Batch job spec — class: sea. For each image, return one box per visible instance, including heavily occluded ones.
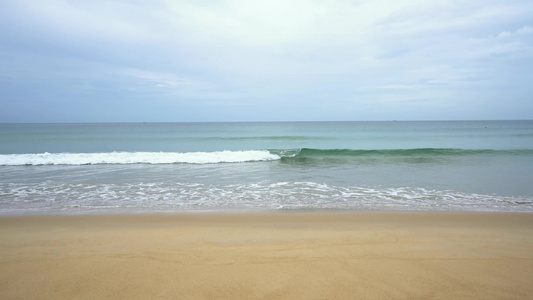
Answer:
[1,121,532,215]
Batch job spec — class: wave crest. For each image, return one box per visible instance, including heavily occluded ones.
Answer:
[0,150,281,165]
[2,148,531,166]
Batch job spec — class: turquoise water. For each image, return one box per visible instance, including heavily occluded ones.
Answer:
[1,121,532,215]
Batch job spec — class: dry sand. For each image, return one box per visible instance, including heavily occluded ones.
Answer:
[1,212,532,299]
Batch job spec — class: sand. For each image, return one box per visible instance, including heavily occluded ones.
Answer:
[0,212,532,299]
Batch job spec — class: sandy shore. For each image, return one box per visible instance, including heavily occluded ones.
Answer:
[1,212,532,299]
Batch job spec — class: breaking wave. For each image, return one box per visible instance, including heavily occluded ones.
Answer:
[0,150,280,165]
[1,148,531,166]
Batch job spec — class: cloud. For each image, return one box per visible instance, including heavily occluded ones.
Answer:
[1,0,532,122]
[498,26,533,38]
[116,69,194,88]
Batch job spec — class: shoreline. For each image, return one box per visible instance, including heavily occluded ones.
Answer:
[1,212,532,299]
[2,207,533,217]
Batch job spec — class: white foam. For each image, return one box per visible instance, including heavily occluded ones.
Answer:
[0,151,281,165]
[2,182,531,215]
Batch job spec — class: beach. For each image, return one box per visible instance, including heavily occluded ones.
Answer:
[1,212,532,299]
[3,0,533,297]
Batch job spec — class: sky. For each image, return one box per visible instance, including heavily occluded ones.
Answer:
[1,0,532,122]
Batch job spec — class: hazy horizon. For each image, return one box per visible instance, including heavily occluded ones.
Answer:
[1,119,532,125]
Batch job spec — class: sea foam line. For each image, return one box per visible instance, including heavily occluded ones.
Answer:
[0,151,281,165]
[1,182,531,214]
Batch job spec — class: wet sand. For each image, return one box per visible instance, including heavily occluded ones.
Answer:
[1,212,532,299]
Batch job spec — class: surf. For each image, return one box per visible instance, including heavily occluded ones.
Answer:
[0,150,281,165]
[1,148,531,166]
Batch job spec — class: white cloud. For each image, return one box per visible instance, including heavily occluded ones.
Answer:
[117,69,193,87]
[5,1,160,43]
[378,85,420,90]
[1,0,532,121]
[498,26,533,38]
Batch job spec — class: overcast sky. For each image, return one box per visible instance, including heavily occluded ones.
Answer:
[1,0,532,122]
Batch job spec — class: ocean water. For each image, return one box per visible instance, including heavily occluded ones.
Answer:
[1,121,532,215]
